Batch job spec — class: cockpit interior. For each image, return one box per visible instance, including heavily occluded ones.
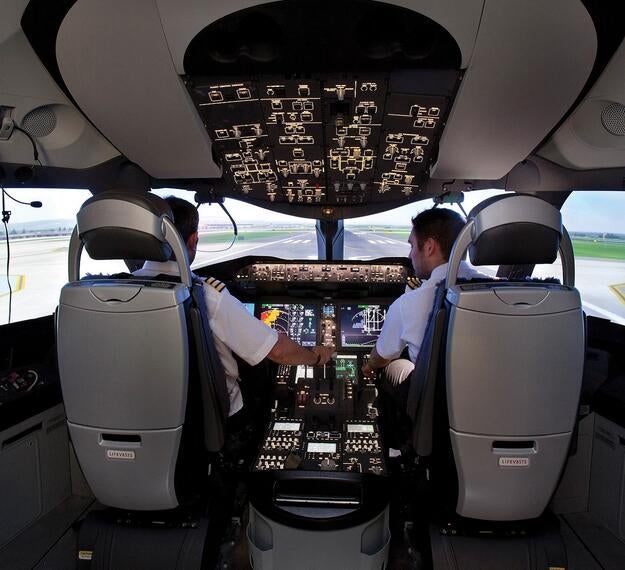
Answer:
[1,1,625,569]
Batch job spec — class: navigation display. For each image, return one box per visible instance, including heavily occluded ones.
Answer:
[335,355,358,383]
[339,304,388,348]
[260,303,317,346]
[243,302,255,315]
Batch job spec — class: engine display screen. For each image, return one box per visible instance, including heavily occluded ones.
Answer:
[260,303,317,346]
[339,304,388,348]
[335,354,358,383]
[307,442,336,453]
[243,302,255,315]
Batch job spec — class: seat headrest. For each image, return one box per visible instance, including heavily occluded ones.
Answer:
[467,194,562,265]
[77,190,174,260]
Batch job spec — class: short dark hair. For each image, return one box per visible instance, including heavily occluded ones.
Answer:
[164,196,199,242]
[411,207,466,260]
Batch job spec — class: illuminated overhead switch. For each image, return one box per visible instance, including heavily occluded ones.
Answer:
[405,175,414,185]
[379,180,390,194]
[236,87,251,99]
[232,127,242,138]
[298,85,310,97]
[313,167,322,178]
[347,182,354,191]
[271,100,282,110]
[359,182,367,191]
[359,136,367,148]
[334,182,341,192]
[410,105,427,117]
[280,168,289,178]
[256,148,269,160]
[336,85,346,101]
[208,91,223,102]
[242,185,252,194]
[338,136,345,148]
[252,125,262,136]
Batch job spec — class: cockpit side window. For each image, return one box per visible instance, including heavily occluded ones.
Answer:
[0,188,127,325]
[532,191,625,326]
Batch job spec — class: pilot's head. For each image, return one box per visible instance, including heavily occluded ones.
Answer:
[408,207,465,278]
[165,196,199,264]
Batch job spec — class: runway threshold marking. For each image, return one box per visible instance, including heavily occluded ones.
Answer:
[609,283,625,306]
[0,275,25,297]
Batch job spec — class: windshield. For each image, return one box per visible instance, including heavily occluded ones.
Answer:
[344,189,506,274]
[151,189,316,266]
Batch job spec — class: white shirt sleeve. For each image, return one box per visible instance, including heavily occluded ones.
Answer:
[208,288,279,366]
[375,296,406,360]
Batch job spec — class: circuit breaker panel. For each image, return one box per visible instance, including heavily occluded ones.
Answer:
[186,72,455,207]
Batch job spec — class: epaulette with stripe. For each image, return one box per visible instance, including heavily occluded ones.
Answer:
[205,276,226,293]
[406,276,422,290]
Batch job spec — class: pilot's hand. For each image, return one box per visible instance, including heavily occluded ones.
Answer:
[312,345,335,366]
[361,362,373,376]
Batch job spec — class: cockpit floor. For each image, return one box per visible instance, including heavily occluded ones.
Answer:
[7,495,625,569]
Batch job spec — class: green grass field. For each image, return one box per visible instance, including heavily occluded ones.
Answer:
[379,233,625,261]
[572,239,625,260]
[198,229,301,244]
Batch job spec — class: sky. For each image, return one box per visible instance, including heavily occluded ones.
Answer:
[2,186,625,233]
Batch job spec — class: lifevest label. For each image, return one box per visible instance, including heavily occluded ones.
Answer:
[106,449,135,460]
[499,457,530,467]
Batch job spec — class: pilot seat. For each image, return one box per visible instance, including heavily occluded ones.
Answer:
[56,191,229,569]
[406,194,585,568]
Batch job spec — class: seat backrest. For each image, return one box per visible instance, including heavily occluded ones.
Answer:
[408,194,585,521]
[57,190,227,510]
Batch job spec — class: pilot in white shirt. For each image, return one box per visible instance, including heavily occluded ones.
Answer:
[363,208,482,388]
[134,196,334,417]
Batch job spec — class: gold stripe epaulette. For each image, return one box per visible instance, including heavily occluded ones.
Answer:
[206,276,226,292]
[406,276,422,290]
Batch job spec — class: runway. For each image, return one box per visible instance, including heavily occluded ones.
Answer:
[1,232,624,326]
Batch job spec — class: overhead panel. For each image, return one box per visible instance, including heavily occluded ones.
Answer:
[187,72,452,206]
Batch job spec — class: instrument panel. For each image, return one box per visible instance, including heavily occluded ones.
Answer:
[252,301,389,352]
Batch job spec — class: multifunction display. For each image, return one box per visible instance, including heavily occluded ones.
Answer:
[340,304,388,348]
[260,303,318,346]
[335,355,358,383]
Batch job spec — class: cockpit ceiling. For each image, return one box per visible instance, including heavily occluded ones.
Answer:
[7,0,619,215]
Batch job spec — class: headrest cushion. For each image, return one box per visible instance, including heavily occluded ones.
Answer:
[467,195,562,266]
[77,190,174,261]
